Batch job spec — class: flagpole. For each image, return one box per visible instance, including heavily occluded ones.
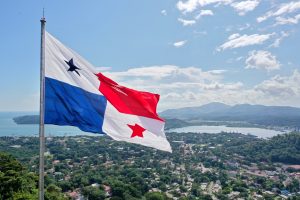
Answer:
[39,16,46,200]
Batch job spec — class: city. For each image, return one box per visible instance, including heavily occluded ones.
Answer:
[1,131,300,199]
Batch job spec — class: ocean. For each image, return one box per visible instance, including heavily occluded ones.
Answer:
[0,112,95,137]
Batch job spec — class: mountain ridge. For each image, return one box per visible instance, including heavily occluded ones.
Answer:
[160,102,300,128]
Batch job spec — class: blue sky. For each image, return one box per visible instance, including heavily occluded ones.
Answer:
[0,0,300,111]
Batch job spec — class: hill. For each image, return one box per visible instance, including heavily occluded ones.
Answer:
[225,132,300,164]
[161,102,230,120]
[161,103,300,128]
[13,115,39,124]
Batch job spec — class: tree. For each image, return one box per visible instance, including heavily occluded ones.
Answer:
[145,192,169,200]
[191,183,202,196]
[0,152,38,199]
[12,192,37,200]
[82,186,106,200]
[58,181,72,192]
[45,184,67,200]
[286,179,300,193]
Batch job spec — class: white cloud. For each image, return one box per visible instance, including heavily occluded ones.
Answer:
[238,23,251,31]
[275,14,300,25]
[101,66,300,110]
[177,0,199,13]
[161,10,167,16]
[226,23,253,32]
[269,31,290,48]
[103,65,243,110]
[257,1,300,22]
[178,18,196,26]
[231,0,260,16]
[208,69,227,74]
[198,0,232,6]
[218,33,274,51]
[177,0,232,14]
[105,65,224,82]
[200,9,214,16]
[255,70,300,101]
[106,65,181,80]
[163,92,182,99]
[177,0,260,16]
[173,40,187,47]
[202,82,243,90]
[228,33,240,40]
[245,50,281,71]
[195,9,214,19]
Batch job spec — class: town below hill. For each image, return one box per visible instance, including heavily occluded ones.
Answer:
[1,131,300,199]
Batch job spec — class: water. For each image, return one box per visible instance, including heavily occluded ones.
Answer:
[0,112,97,137]
[167,125,289,139]
[0,113,290,138]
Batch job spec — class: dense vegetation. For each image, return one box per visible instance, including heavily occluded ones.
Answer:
[225,132,300,164]
[0,152,68,200]
[0,152,38,199]
[1,132,300,199]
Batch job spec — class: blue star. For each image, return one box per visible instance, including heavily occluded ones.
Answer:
[65,58,81,76]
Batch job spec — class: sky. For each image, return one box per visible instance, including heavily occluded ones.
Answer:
[0,0,299,111]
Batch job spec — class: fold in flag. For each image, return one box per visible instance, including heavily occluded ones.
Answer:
[45,32,172,152]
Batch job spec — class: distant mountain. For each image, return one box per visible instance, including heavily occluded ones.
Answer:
[13,103,300,128]
[161,102,230,120]
[161,103,300,128]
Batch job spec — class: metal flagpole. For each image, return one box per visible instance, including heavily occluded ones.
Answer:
[39,15,46,200]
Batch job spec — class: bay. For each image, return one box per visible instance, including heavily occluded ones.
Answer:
[167,125,289,139]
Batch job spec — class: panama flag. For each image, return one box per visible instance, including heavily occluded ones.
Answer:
[44,32,172,152]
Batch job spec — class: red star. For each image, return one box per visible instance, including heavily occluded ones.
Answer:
[128,123,146,138]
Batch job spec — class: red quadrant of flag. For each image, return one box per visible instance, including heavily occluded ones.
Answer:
[97,73,164,121]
